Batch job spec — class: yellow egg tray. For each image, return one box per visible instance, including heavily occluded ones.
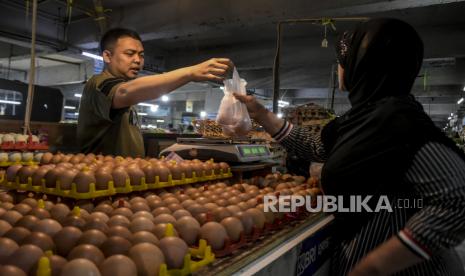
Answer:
[0,168,232,199]
[0,160,39,167]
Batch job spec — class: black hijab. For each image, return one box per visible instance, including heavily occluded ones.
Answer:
[320,18,465,239]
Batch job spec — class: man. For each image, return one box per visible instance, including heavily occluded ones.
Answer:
[77,28,233,157]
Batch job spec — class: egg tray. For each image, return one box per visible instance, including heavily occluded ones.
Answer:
[0,160,40,167]
[1,141,49,151]
[0,168,233,199]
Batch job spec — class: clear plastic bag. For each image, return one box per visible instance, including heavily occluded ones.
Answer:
[216,68,252,137]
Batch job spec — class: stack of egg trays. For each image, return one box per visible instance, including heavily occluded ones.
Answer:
[0,168,232,199]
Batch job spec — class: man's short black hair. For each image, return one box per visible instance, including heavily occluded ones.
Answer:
[100,28,142,53]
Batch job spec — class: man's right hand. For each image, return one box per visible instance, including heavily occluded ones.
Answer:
[189,58,234,82]
[233,93,268,121]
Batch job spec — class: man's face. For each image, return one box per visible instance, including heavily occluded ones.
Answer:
[103,36,144,80]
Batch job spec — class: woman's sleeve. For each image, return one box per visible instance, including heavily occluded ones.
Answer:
[397,142,465,260]
[273,121,327,162]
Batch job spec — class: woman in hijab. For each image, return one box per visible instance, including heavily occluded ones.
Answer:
[235,18,465,275]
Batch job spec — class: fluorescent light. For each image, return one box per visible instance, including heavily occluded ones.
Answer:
[458,98,464,104]
[64,106,76,110]
[277,113,283,118]
[82,51,103,61]
[220,86,224,90]
[138,103,157,107]
[200,111,207,118]
[156,119,164,123]
[448,116,452,120]
[74,112,79,116]
[278,100,289,107]
[74,93,82,98]
[138,112,148,116]
[463,86,465,91]
[150,105,159,112]
[0,100,21,105]
[451,113,454,116]
[161,95,169,102]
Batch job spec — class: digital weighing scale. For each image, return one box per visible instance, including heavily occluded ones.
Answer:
[159,138,272,163]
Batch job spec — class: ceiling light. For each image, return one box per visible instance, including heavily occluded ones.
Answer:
[448,116,452,120]
[458,98,464,104]
[64,106,76,110]
[138,112,148,116]
[220,86,224,90]
[74,93,82,98]
[463,86,465,92]
[277,113,283,118]
[451,113,454,116]
[74,112,79,116]
[82,51,103,61]
[156,119,164,123]
[278,100,289,107]
[200,111,207,118]
[161,95,169,102]
[0,100,21,105]
[150,105,159,112]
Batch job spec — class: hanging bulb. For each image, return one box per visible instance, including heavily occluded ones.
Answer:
[321,24,328,48]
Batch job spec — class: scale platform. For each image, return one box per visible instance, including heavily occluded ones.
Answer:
[159,137,272,163]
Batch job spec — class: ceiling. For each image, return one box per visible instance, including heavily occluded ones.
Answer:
[0,0,464,126]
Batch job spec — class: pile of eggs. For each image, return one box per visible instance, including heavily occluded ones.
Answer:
[0,152,40,163]
[0,173,318,276]
[4,153,230,192]
[0,133,40,144]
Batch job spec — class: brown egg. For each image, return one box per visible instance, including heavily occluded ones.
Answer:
[153,223,178,240]
[40,152,54,164]
[190,162,204,177]
[153,164,170,182]
[111,167,129,188]
[100,236,132,257]
[175,216,200,246]
[163,197,180,206]
[28,207,51,219]
[62,215,86,230]
[4,227,30,244]
[61,258,100,276]
[199,222,228,250]
[57,169,79,190]
[21,197,37,207]
[14,215,39,230]
[0,193,14,203]
[128,243,165,276]
[44,167,65,188]
[108,215,130,228]
[212,207,232,222]
[152,207,171,217]
[73,170,96,193]
[226,205,242,214]
[179,162,193,178]
[194,213,208,226]
[31,166,51,186]
[167,163,183,180]
[1,202,14,210]
[68,244,105,266]
[127,166,144,186]
[21,231,55,251]
[256,203,275,224]
[219,162,230,173]
[32,218,62,237]
[107,226,132,240]
[237,201,249,211]
[6,164,23,182]
[235,212,254,235]
[100,255,137,276]
[84,218,109,233]
[53,226,82,256]
[129,196,147,205]
[246,198,258,209]
[195,197,210,205]
[158,236,188,269]
[111,207,133,219]
[180,199,195,209]
[130,231,159,246]
[186,204,208,217]
[202,162,214,176]
[130,217,154,233]
[153,214,176,225]
[176,194,190,203]
[1,210,22,226]
[245,208,266,229]
[221,217,244,243]
[93,204,113,216]
[78,229,107,247]
[215,199,229,207]
[17,166,37,184]
[172,209,191,220]
[11,204,31,216]
[131,211,154,221]
[5,244,43,274]
[89,211,109,223]
[146,199,163,210]
[142,165,156,183]
[131,202,150,213]
[0,238,19,263]
[50,203,70,222]
[0,265,27,276]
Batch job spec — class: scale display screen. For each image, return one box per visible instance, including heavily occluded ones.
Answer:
[239,145,269,157]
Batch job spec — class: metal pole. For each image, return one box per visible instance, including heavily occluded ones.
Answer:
[272,23,282,114]
[24,0,38,135]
